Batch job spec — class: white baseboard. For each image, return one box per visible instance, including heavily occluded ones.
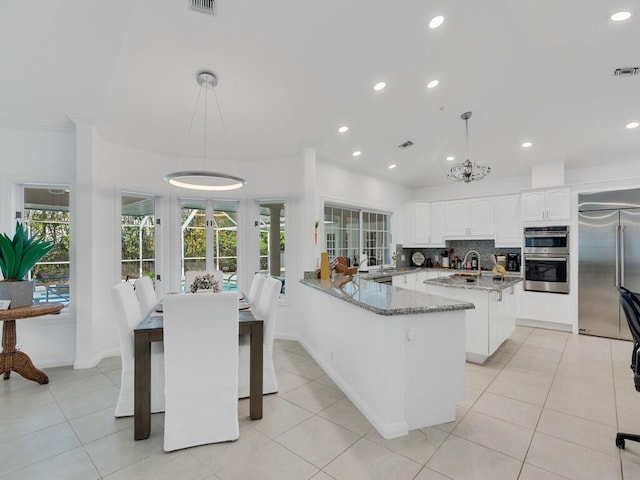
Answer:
[516,317,573,332]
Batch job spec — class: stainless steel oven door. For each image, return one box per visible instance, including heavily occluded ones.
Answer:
[523,255,570,294]
[523,231,569,255]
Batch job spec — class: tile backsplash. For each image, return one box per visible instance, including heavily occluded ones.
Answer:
[396,240,520,271]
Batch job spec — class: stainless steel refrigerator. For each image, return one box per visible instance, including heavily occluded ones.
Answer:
[578,189,640,340]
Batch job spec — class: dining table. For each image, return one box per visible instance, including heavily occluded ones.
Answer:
[133,300,264,440]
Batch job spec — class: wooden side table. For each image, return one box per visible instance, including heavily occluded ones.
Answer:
[0,303,64,384]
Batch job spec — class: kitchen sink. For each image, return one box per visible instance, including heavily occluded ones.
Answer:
[449,272,480,278]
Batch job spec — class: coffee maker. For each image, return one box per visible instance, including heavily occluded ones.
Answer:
[506,253,520,272]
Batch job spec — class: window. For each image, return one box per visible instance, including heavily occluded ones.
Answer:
[121,193,156,282]
[323,204,391,267]
[180,199,239,291]
[258,202,285,293]
[23,186,71,306]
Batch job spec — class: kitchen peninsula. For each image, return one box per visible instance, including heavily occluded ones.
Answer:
[299,276,474,439]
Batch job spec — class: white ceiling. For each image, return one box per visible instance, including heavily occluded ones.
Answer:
[1,0,639,188]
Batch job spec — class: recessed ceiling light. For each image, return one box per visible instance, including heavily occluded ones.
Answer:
[522,142,533,148]
[429,15,444,29]
[446,156,455,161]
[626,121,639,129]
[338,125,349,133]
[427,79,439,89]
[352,150,362,157]
[388,164,397,169]
[373,82,386,91]
[611,11,632,22]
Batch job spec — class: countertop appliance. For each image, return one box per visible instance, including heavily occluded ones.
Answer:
[506,253,520,272]
[578,189,640,340]
[523,226,570,294]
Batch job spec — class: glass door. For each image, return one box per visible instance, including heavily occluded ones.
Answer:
[180,199,239,291]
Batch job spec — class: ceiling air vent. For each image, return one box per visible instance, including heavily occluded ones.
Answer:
[614,67,639,77]
[398,140,414,149]
[191,0,215,14]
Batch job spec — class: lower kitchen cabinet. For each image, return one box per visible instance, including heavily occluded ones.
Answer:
[517,289,572,331]
[424,283,516,364]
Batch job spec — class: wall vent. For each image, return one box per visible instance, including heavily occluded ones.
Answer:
[398,140,414,149]
[614,67,639,77]
[191,0,215,14]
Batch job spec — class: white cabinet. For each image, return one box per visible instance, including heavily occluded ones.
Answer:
[430,202,446,247]
[403,202,430,247]
[494,194,522,247]
[518,290,572,329]
[424,282,515,364]
[521,188,571,223]
[392,273,416,290]
[444,197,495,238]
[402,202,445,247]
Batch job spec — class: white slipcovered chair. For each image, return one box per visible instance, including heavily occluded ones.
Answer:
[185,270,224,293]
[163,292,239,451]
[246,272,266,305]
[134,275,157,316]
[238,276,282,398]
[110,282,165,417]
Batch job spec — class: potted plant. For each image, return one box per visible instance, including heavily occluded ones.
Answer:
[0,222,53,309]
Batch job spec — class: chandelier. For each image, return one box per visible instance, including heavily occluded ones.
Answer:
[446,111,491,183]
[164,71,246,191]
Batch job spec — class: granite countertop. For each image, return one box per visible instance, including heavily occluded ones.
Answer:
[424,274,522,292]
[300,277,474,316]
[359,267,521,279]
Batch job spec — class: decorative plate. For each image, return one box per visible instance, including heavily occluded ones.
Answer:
[412,251,425,266]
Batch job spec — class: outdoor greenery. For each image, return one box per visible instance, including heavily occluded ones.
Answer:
[0,221,54,280]
[24,211,70,280]
[181,209,239,272]
[121,215,155,279]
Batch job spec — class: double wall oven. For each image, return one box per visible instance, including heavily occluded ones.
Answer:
[523,226,570,294]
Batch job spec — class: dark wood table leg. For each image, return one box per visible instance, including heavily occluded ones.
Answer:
[249,322,263,420]
[134,330,152,440]
[0,319,49,384]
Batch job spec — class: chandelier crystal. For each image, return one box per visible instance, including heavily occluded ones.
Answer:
[446,111,491,183]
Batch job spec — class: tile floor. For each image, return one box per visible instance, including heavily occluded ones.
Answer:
[1,327,640,479]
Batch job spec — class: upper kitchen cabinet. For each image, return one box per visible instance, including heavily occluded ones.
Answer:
[444,197,495,239]
[430,202,445,247]
[403,202,429,247]
[521,187,571,224]
[402,202,445,247]
[494,194,521,247]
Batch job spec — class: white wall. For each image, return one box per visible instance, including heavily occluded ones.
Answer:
[0,124,76,367]
[411,173,531,202]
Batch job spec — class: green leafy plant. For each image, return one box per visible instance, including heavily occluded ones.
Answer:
[0,222,54,281]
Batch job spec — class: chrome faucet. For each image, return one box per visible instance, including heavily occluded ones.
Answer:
[462,250,481,277]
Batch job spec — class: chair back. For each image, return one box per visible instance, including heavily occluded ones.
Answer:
[247,273,266,305]
[111,281,166,417]
[135,276,157,316]
[619,287,640,343]
[162,291,239,451]
[110,282,142,366]
[254,276,282,353]
[618,287,640,392]
[185,270,224,292]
